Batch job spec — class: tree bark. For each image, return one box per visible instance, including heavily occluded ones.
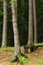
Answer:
[11,0,20,61]
[28,0,33,47]
[24,0,34,53]
[2,0,7,47]
[33,0,37,44]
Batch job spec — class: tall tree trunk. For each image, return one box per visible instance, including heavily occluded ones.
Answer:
[33,0,37,44]
[2,0,7,47]
[24,0,34,52]
[28,0,33,51]
[11,0,20,61]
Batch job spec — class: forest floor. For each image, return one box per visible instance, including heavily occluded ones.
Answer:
[0,47,43,65]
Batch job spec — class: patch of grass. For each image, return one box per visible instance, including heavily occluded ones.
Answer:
[4,62,18,65]
[0,46,24,53]
[4,47,14,52]
[36,58,43,65]
[4,62,21,65]
[5,62,18,65]
[0,47,14,54]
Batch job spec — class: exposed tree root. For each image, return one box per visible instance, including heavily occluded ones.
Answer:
[11,53,29,65]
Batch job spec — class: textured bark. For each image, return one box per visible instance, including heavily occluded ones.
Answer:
[27,0,33,47]
[2,0,7,47]
[11,0,20,61]
[33,0,37,44]
[24,0,34,53]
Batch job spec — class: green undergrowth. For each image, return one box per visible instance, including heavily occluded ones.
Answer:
[18,53,29,63]
[0,47,14,54]
[4,53,29,65]
[0,47,29,65]
[36,58,43,65]
[9,56,28,65]
[0,46,24,54]
[4,62,19,65]
[11,53,29,65]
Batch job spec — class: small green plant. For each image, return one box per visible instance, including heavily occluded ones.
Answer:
[10,53,29,65]
[17,53,29,65]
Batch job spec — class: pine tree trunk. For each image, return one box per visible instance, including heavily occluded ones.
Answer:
[2,0,7,47]
[11,0,20,61]
[33,0,37,44]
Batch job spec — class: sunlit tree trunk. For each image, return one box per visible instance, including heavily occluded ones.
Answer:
[11,0,20,61]
[33,0,37,44]
[2,0,7,47]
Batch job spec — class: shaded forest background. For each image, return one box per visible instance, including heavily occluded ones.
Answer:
[0,0,43,47]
